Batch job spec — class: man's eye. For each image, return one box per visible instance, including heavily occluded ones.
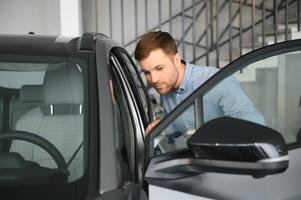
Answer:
[144,72,150,76]
[157,67,164,71]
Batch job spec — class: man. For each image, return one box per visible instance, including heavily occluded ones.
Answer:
[134,31,265,135]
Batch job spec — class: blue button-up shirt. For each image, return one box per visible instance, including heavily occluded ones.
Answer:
[161,61,265,133]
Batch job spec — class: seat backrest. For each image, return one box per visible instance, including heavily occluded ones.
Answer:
[10,85,43,129]
[10,65,84,181]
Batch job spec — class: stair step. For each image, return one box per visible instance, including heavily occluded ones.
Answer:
[292,31,301,39]
[257,32,292,44]
[262,28,292,37]
[234,55,279,82]
[278,23,299,30]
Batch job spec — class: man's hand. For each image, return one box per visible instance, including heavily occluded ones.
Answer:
[145,119,161,136]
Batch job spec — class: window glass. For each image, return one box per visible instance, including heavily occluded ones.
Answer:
[230,51,301,144]
[110,53,146,181]
[0,71,45,88]
[202,76,265,125]
[154,104,195,154]
[152,50,301,156]
[0,54,87,184]
[201,51,301,144]
[116,50,150,125]
[110,66,135,181]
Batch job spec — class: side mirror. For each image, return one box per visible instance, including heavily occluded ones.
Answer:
[187,117,288,178]
[145,117,288,181]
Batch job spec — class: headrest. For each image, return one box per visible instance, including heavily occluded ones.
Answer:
[43,66,83,104]
[19,85,43,102]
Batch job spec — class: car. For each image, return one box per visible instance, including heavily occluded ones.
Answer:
[0,32,300,200]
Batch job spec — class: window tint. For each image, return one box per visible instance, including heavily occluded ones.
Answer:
[154,104,195,154]
[110,66,135,181]
[112,49,150,126]
[201,51,301,144]
[0,54,87,184]
[0,71,45,88]
[151,50,301,156]
[110,52,146,182]
[231,51,301,144]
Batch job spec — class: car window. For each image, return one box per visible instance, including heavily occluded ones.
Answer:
[0,71,45,88]
[111,48,151,126]
[154,103,196,154]
[151,49,301,155]
[231,51,301,144]
[0,54,88,184]
[110,65,135,182]
[198,51,301,145]
[110,53,146,182]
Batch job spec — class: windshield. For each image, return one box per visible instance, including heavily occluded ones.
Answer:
[0,54,88,185]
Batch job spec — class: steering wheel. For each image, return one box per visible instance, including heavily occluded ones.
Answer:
[0,131,68,171]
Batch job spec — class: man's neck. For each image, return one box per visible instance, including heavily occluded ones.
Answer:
[173,61,186,90]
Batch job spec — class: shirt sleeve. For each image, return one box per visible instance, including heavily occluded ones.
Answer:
[208,76,266,125]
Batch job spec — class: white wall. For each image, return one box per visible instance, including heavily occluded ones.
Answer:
[59,0,82,36]
[0,0,61,35]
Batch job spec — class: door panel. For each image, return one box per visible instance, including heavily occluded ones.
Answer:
[147,147,301,200]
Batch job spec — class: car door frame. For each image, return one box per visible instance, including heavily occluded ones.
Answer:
[146,39,301,158]
[95,38,122,195]
[144,39,301,198]
[110,48,147,183]
[110,47,154,125]
[94,35,152,198]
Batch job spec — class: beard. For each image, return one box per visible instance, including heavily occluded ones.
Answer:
[150,61,180,95]
[153,75,178,95]
[154,83,171,94]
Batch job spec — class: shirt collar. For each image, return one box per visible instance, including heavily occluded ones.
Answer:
[177,60,192,92]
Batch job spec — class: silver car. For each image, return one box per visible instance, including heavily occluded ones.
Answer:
[0,33,300,200]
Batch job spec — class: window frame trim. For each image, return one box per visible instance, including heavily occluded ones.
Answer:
[146,39,301,158]
[110,54,146,183]
[111,47,155,125]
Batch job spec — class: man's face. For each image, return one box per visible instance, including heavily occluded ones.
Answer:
[139,48,181,95]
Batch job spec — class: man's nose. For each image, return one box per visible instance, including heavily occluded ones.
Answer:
[150,72,159,84]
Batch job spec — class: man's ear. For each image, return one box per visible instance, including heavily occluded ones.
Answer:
[174,53,182,67]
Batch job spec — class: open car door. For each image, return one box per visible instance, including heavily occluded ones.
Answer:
[145,39,301,200]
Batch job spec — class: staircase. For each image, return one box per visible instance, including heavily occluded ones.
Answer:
[212,0,301,68]
[234,1,301,81]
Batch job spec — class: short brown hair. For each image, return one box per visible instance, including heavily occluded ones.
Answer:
[134,31,178,61]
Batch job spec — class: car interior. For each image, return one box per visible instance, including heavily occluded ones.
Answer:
[0,58,85,183]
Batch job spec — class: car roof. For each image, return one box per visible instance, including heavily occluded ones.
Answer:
[0,33,126,66]
[0,34,80,54]
[0,33,123,55]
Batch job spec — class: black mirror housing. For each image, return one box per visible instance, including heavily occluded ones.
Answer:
[145,118,288,181]
[187,117,288,177]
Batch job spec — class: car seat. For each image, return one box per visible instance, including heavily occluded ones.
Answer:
[10,65,84,181]
[10,84,43,129]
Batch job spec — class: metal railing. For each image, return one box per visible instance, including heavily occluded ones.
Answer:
[88,0,301,68]
[127,0,301,68]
